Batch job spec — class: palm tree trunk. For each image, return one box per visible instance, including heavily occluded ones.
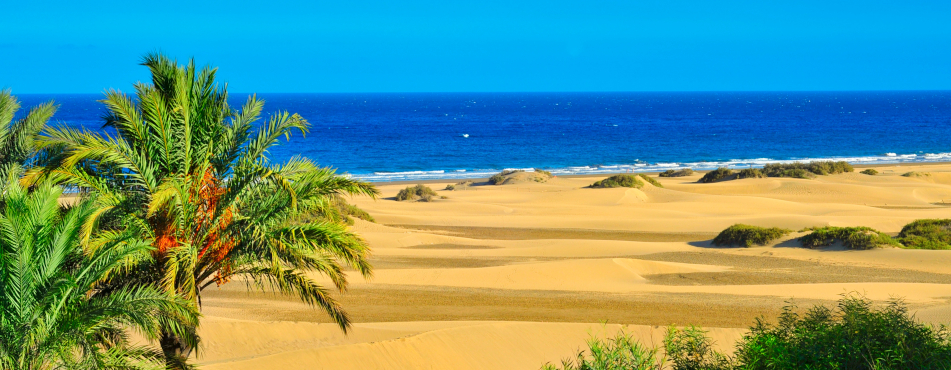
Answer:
[160,330,194,369]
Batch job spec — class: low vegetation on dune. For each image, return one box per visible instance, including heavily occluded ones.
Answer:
[761,164,816,179]
[396,184,439,201]
[445,180,474,191]
[334,198,375,224]
[764,161,854,178]
[590,174,644,188]
[860,168,879,175]
[298,196,376,225]
[736,168,765,179]
[807,160,854,175]
[712,224,791,247]
[699,161,854,183]
[489,169,553,185]
[541,330,661,370]
[638,174,663,188]
[902,171,931,178]
[771,160,853,176]
[698,167,732,183]
[489,170,520,185]
[659,168,694,177]
[897,219,951,250]
[799,226,899,250]
[544,295,951,370]
[730,296,951,370]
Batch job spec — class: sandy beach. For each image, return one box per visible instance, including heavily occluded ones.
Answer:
[195,163,951,369]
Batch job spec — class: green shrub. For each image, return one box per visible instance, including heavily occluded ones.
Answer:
[339,202,374,224]
[780,168,814,179]
[545,296,951,370]
[591,174,644,189]
[762,164,815,179]
[736,168,765,179]
[534,168,553,177]
[897,219,951,250]
[489,169,526,185]
[659,169,694,177]
[698,168,732,183]
[295,196,375,225]
[733,295,951,370]
[902,171,931,178]
[860,168,878,175]
[489,174,505,185]
[806,160,854,175]
[665,327,732,370]
[697,162,852,184]
[395,184,438,201]
[446,180,473,190]
[800,226,899,250]
[762,161,852,178]
[541,330,661,370]
[712,224,791,247]
[638,174,663,188]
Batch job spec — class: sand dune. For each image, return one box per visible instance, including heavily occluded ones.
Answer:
[365,258,730,291]
[193,163,951,369]
[198,319,743,370]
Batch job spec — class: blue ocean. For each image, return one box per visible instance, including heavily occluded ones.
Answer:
[18,92,951,181]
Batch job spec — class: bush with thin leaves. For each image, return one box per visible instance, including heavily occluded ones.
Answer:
[763,161,852,177]
[762,166,815,179]
[544,295,951,370]
[897,219,951,250]
[489,169,524,185]
[396,184,439,201]
[698,168,732,183]
[860,168,878,175]
[638,174,664,188]
[799,226,900,250]
[659,169,694,177]
[591,174,644,188]
[736,168,765,179]
[734,295,951,369]
[541,330,662,370]
[664,326,732,370]
[712,224,791,247]
[903,171,931,178]
[294,195,375,227]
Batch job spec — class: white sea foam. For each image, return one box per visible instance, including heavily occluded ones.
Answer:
[353,151,951,182]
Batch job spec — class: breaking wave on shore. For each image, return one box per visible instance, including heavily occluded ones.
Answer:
[356,151,948,182]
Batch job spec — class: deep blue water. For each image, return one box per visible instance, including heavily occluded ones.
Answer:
[16,92,951,181]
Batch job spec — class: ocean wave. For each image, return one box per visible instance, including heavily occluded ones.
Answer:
[352,151,951,182]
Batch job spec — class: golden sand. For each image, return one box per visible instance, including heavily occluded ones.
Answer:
[195,163,951,369]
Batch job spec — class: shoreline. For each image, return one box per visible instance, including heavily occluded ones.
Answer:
[366,160,951,186]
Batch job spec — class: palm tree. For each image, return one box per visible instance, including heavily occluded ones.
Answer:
[0,90,57,190]
[0,172,199,369]
[34,53,378,364]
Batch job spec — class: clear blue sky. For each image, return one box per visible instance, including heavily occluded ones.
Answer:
[2,0,949,93]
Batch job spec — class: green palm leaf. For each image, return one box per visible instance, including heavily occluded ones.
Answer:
[0,175,199,369]
[38,53,379,367]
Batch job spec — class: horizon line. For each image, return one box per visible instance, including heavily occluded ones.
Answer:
[12,89,951,95]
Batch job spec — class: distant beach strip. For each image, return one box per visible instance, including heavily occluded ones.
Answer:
[357,152,947,182]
